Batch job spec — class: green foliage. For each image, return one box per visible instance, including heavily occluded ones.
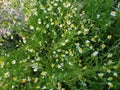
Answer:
[0,0,120,90]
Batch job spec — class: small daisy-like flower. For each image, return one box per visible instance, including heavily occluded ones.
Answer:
[68,62,73,65]
[13,77,17,81]
[78,47,83,54]
[98,73,104,78]
[33,67,38,72]
[4,71,10,78]
[71,24,75,28]
[91,38,96,42]
[75,43,80,46]
[30,25,34,30]
[35,85,40,89]
[92,51,99,57]
[41,71,47,76]
[67,20,71,25]
[63,2,71,8]
[42,86,46,90]
[107,69,111,73]
[107,77,113,81]
[62,42,66,46]
[61,88,65,90]
[59,24,63,28]
[96,14,100,18]
[57,64,61,68]
[25,16,29,22]
[107,82,113,88]
[57,49,61,52]
[32,63,38,72]
[86,40,90,44]
[47,6,52,11]
[61,54,65,57]
[27,77,31,82]
[36,27,40,31]
[22,37,26,43]
[101,44,106,49]
[107,60,113,65]
[107,35,112,39]
[10,35,14,39]
[57,82,62,88]
[84,28,89,32]
[12,85,15,89]
[22,78,27,84]
[34,77,38,83]
[78,30,82,35]
[51,64,55,68]
[113,72,118,77]
[65,39,69,43]
[107,53,113,58]
[114,66,118,70]
[29,49,35,53]
[82,82,87,87]
[11,60,16,64]
[38,19,41,24]
[110,11,117,17]
[66,2,71,8]
[83,66,87,70]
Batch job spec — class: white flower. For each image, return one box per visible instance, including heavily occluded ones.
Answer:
[75,43,80,46]
[65,39,69,43]
[47,6,52,11]
[42,86,46,90]
[107,69,111,73]
[107,53,113,58]
[41,71,47,76]
[57,64,61,68]
[82,83,87,87]
[110,11,117,17]
[107,82,113,88]
[30,25,34,30]
[113,72,118,77]
[38,19,41,24]
[22,37,26,43]
[34,77,38,83]
[67,20,71,25]
[101,44,106,49]
[78,47,83,54]
[11,60,16,64]
[86,40,90,44]
[54,3,58,6]
[107,60,113,65]
[78,31,82,35]
[27,77,31,81]
[62,42,66,46]
[97,14,100,18]
[34,67,38,72]
[107,77,113,81]
[92,51,98,57]
[107,35,112,39]
[4,71,10,78]
[12,85,15,89]
[68,62,73,65]
[32,63,38,72]
[98,73,104,78]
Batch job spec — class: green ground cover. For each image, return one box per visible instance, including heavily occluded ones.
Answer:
[0,0,120,90]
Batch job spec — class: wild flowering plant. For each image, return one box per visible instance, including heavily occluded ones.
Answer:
[0,0,120,90]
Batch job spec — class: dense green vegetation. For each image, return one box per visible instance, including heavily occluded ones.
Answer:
[0,0,120,90]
